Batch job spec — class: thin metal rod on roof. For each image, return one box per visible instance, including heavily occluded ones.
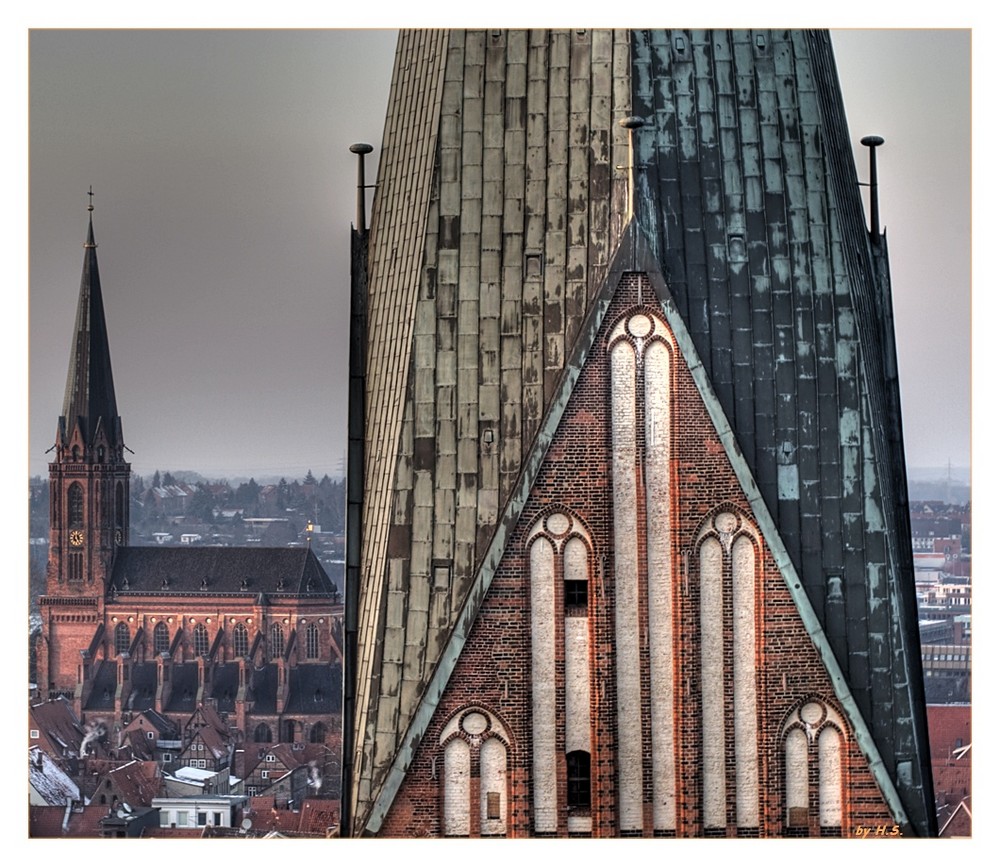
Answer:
[349,143,374,234]
[619,117,644,223]
[861,135,885,247]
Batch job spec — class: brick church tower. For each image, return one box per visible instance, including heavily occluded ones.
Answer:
[39,200,130,697]
[344,30,936,837]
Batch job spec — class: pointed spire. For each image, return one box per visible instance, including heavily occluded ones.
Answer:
[59,189,122,452]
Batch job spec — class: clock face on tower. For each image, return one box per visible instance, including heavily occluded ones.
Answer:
[69,529,85,547]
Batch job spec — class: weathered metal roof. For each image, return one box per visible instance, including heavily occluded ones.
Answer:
[631,29,932,833]
[109,546,335,596]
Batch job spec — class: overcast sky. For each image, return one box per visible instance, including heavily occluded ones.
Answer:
[24,27,971,481]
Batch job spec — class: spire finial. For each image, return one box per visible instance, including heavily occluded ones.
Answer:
[84,186,97,249]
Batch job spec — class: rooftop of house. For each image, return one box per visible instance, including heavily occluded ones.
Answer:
[169,766,219,784]
[927,703,972,761]
[29,747,80,805]
[236,796,339,837]
[104,759,162,808]
[30,696,84,754]
[29,803,109,838]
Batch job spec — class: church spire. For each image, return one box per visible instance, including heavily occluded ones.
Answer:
[59,190,122,453]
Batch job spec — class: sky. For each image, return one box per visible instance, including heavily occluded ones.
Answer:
[23,25,971,483]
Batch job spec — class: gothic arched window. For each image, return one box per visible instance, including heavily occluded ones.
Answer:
[254,723,272,743]
[154,621,169,654]
[310,722,328,744]
[68,483,84,528]
[233,623,248,658]
[438,707,511,838]
[306,623,320,659]
[114,621,130,656]
[270,623,284,659]
[193,624,209,657]
[527,510,594,835]
[115,482,125,532]
[607,307,677,834]
[696,508,761,835]
[781,700,846,837]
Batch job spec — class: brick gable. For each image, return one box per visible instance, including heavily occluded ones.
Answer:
[380,271,896,837]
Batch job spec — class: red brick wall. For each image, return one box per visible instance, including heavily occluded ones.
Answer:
[379,273,895,837]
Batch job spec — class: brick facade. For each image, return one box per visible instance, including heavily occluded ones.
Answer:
[378,273,895,837]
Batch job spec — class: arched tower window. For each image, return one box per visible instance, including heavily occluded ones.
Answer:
[192,624,209,657]
[527,510,594,835]
[68,483,84,527]
[233,623,249,658]
[153,621,169,654]
[306,623,320,659]
[270,623,284,659]
[310,722,328,744]
[254,723,272,743]
[281,719,297,743]
[115,482,124,532]
[114,621,130,656]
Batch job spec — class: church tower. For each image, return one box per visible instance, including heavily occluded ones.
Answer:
[344,30,935,837]
[40,197,130,697]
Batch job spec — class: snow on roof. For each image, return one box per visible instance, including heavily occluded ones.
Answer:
[29,748,80,805]
[172,766,218,782]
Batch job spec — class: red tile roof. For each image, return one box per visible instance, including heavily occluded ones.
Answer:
[30,697,84,755]
[29,804,108,838]
[296,799,340,836]
[106,760,162,808]
[926,704,971,837]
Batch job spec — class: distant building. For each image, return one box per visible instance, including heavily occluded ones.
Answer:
[153,794,246,831]
[33,208,344,837]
